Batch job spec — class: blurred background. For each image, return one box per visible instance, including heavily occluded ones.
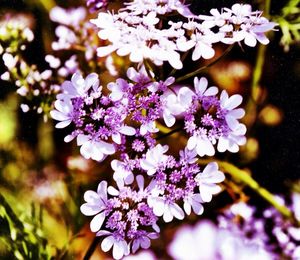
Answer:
[0,0,299,259]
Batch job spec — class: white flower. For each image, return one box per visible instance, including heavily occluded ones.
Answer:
[57,72,100,100]
[183,193,204,216]
[50,6,86,26]
[195,162,225,202]
[220,90,245,129]
[50,99,73,128]
[2,53,18,69]
[132,232,159,253]
[112,124,136,145]
[148,195,185,222]
[97,230,130,260]
[187,132,215,157]
[80,181,108,232]
[168,220,218,260]
[217,90,247,153]
[161,86,194,127]
[140,144,169,175]
[194,77,218,97]
[190,31,221,60]
[140,121,159,136]
[77,134,115,162]
[107,78,132,103]
[217,123,247,153]
[168,220,274,260]
[111,159,134,185]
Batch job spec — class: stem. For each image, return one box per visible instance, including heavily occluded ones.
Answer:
[83,236,101,260]
[199,160,297,224]
[0,193,24,231]
[175,44,234,83]
[144,59,156,81]
[250,0,272,100]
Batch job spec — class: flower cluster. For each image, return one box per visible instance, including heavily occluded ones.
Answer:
[51,66,247,162]
[50,72,135,161]
[91,2,276,68]
[168,219,274,260]
[46,1,278,259]
[81,176,159,259]
[81,145,225,258]
[217,198,300,259]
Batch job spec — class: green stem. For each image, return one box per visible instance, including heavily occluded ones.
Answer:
[175,44,234,83]
[0,193,24,231]
[250,0,272,100]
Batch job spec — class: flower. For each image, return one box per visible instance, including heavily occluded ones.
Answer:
[140,144,169,175]
[195,162,225,202]
[57,72,100,100]
[98,231,130,260]
[111,159,134,185]
[168,220,274,260]
[81,175,159,259]
[183,193,204,216]
[194,77,218,97]
[50,99,74,128]
[148,194,185,222]
[80,181,108,232]
[161,86,194,127]
[77,134,115,161]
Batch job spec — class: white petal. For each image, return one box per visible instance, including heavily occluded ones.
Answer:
[163,112,176,127]
[205,86,218,96]
[101,236,114,252]
[217,137,229,152]
[97,45,117,57]
[194,77,208,95]
[84,190,99,203]
[191,200,204,215]
[183,201,191,215]
[80,203,101,216]
[56,120,72,128]
[97,141,115,155]
[152,198,165,216]
[113,240,127,260]
[112,133,121,144]
[136,175,144,190]
[163,207,173,222]
[170,204,185,220]
[203,162,218,175]
[196,138,215,157]
[225,94,243,110]
[97,181,108,201]
[64,134,75,143]
[90,212,105,232]
[50,110,70,121]
[187,136,197,150]
[119,125,136,135]
[244,33,257,47]
[108,186,119,196]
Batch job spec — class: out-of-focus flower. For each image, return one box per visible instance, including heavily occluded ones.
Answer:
[168,220,274,260]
